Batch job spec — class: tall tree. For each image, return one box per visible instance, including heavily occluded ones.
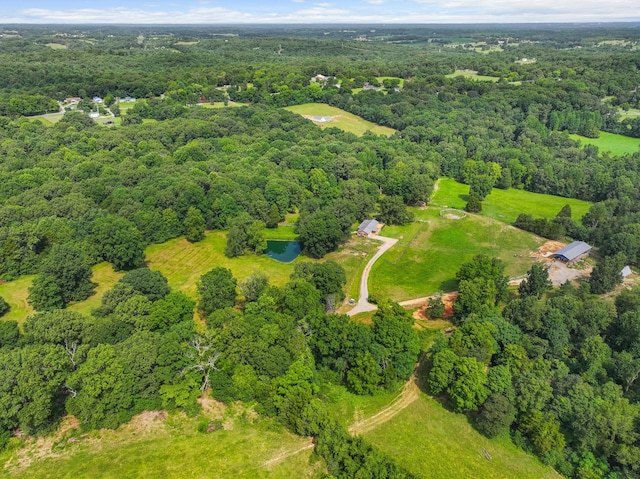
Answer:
[197,268,237,317]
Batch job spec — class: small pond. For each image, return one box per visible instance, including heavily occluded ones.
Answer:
[265,240,301,263]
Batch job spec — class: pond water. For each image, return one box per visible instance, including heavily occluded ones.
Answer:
[265,240,301,263]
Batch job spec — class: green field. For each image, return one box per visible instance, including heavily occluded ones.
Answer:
[364,392,559,479]
[432,178,592,224]
[284,103,396,137]
[445,70,500,82]
[369,207,542,301]
[570,132,640,156]
[0,410,322,479]
[0,276,35,325]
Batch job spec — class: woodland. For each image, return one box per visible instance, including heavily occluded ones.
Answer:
[0,23,640,478]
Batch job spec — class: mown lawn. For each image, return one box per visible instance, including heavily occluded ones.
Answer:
[432,178,592,224]
[364,392,560,479]
[570,131,640,156]
[284,103,395,137]
[0,413,322,479]
[369,207,542,301]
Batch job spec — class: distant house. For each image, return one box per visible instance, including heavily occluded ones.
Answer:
[357,219,380,237]
[93,96,103,103]
[120,96,136,103]
[89,111,100,119]
[363,82,375,91]
[311,74,328,83]
[622,266,633,278]
[553,241,592,265]
[65,97,81,104]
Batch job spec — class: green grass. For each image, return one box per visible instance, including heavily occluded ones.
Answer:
[44,43,67,49]
[617,107,640,120]
[445,70,500,82]
[29,112,65,125]
[0,276,35,325]
[67,263,123,317]
[432,178,592,224]
[263,225,298,240]
[0,411,322,479]
[145,232,297,298]
[364,392,560,479]
[370,207,543,301]
[321,383,399,425]
[199,101,246,109]
[570,131,640,156]
[284,103,395,137]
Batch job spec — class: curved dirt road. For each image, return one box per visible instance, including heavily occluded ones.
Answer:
[347,234,398,316]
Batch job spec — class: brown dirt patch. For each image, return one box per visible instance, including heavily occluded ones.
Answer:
[410,292,458,321]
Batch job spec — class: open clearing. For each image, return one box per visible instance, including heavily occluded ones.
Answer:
[1,410,323,479]
[0,276,34,325]
[432,178,592,224]
[617,107,640,120]
[284,103,396,137]
[570,132,640,156]
[364,392,559,479]
[369,207,542,301]
[445,70,500,82]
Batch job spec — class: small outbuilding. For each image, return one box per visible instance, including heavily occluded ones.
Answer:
[357,219,380,237]
[622,266,633,278]
[553,241,592,265]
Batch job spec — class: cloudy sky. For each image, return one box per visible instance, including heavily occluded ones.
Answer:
[1,0,639,24]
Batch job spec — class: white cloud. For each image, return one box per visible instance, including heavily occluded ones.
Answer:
[362,0,385,4]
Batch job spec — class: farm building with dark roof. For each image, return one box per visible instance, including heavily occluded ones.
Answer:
[357,219,380,237]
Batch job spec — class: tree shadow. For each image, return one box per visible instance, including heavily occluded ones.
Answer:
[439,278,457,292]
[459,193,470,203]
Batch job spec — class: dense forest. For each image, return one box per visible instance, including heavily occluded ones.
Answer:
[1,24,640,478]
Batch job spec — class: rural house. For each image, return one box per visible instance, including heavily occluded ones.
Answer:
[357,219,380,237]
[553,241,592,265]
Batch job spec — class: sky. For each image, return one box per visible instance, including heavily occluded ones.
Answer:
[1,0,639,24]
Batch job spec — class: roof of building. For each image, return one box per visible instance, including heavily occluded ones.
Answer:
[357,219,379,235]
[553,241,592,261]
[622,266,633,277]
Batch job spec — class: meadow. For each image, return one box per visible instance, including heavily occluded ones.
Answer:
[445,70,500,82]
[0,408,323,479]
[0,225,371,324]
[432,178,592,224]
[364,392,560,479]
[570,131,640,156]
[284,103,396,137]
[369,207,542,301]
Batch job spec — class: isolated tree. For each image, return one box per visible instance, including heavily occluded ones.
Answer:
[28,243,95,311]
[465,196,482,213]
[519,263,553,298]
[266,204,280,228]
[297,211,344,259]
[197,267,237,317]
[119,268,170,301]
[93,216,145,270]
[239,272,269,303]
[184,207,205,243]
[426,296,445,319]
[556,204,572,218]
[469,174,494,201]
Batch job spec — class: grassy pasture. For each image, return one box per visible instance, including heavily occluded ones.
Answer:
[199,101,246,109]
[1,412,322,479]
[369,207,542,301]
[44,43,67,49]
[364,392,560,479]
[445,70,500,82]
[284,103,395,137]
[29,112,65,125]
[0,276,34,325]
[570,132,640,156]
[432,178,592,224]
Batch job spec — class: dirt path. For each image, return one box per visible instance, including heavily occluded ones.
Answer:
[347,234,399,316]
[349,377,420,435]
[262,440,315,468]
